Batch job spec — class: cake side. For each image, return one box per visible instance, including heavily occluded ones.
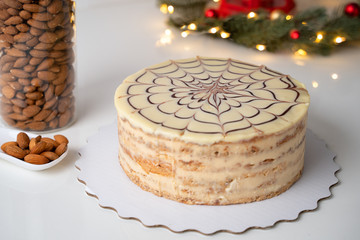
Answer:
[117,114,307,205]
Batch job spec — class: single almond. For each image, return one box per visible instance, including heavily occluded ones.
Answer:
[39,0,52,7]
[26,121,47,131]
[4,16,22,25]
[29,49,49,58]
[10,68,30,78]
[55,83,66,96]
[30,140,47,154]
[33,109,51,121]
[13,43,31,51]
[32,12,53,21]
[13,57,30,68]
[16,132,30,149]
[24,154,49,164]
[1,141,18,152]
[41,151,59,161]
[29,136,40,151]
[4,145,27,159]
[19,10,31,20]
[47,0,63,14]
[16,23,30,32]
[7,113,28,121]
[1,85,16,99]
[23,105,41,117]
[3,0,23,9]
[39,32,58,43]
[3,25,18,35]
[14,32,33,42]
[43,97,57,110]
[23,4,46,13]
[38,70,57,81]
[29,27,44,36]
[26,37,39,47]
[25,91,44,101]
[54,134,68,145]
[47,12,64,29]
[41,137,59,148]
[36,58,55,71]
[34,42,54,50]
[27,19,48,30]
[44,141,54,151]
[58,109,72,127]
[44,110,58,122]
[6,48,26,57]
[55,142,67,156]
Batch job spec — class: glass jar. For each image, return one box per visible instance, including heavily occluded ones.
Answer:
[0,0,76,131]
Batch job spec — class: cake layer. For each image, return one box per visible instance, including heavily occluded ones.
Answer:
[117,115,306,205]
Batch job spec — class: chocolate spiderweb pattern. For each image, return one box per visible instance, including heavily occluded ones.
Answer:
[115,57,310,143]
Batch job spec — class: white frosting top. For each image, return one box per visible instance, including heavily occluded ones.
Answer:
[114,57,310,144]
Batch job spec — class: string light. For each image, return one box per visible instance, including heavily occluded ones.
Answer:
[295,49,307,56]
[165,29,172,36]
[181,30,190,38]
[286,15,293,20]
[160,4,168,14]
[247,12,257,19]
[188,23,197,30]
[334,36,346,44]
[256,44,266,51]
[167,5,174,14]
[208,27,220,34]
[315,32,324,43]
[331,73,339,80]
[312,81,319,88]
[220,31,230,38]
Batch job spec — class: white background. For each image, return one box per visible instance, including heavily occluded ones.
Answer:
[0,0,359,239]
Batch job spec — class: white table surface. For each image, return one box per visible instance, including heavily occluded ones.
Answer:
[0,0,359,239]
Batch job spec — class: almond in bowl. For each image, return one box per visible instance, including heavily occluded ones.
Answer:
[0,131,69,170]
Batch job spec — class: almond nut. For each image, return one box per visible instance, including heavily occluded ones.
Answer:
[1,141,18,152]
[24,154,49,164]
[4,144,27,159]
[23,105,41,117]
[29,137,38,150]
[47,0,63,14]
[1,85,16,99]
[16,132,30,149]
[23,4,46,13]
[30,140,47,154]
[39,32,57,43]
[41,151,59,161]
[55,142,67,156]
[26,121,47,131]
[54,134,68,145]
[41,137,58,149]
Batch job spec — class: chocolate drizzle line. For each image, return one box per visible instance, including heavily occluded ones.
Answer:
[121,57,309,136]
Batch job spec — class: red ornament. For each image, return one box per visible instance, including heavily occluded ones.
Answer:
[205,9,218,18]
[290,29,300,40]
[214,0,296,18]
[344,2,360,17]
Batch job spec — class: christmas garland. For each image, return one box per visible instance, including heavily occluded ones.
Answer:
[158,0,360,55]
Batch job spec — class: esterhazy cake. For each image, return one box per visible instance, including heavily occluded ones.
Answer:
[114,57,310,205]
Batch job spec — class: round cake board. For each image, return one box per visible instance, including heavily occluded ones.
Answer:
[76,121,339,234]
